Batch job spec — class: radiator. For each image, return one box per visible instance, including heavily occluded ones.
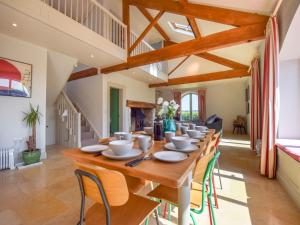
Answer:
[0,148,15,170]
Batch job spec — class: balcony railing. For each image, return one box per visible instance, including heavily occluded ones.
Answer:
[41,0,127,49]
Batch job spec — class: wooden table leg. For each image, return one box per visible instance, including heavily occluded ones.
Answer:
[178,170,193,225]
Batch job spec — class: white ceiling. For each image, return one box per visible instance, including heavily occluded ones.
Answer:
[280,6,300,61]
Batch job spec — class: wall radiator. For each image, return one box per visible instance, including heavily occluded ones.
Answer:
[0,148,15,170]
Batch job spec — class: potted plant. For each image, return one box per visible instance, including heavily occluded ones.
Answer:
[22,103,42,165]
[156,97,179,133]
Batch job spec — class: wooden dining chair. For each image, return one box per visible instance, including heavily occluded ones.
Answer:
[74,162,160,225]
[147,150,221,225]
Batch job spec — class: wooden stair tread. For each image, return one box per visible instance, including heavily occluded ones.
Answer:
[86,193,159,225]
[147,182,203,209]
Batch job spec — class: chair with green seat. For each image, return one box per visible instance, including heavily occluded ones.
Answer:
[147,150,221,225]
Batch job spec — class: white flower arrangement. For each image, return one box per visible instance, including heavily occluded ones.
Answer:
[156,97,180,119]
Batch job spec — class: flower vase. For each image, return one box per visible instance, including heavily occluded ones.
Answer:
[163,119,176,133]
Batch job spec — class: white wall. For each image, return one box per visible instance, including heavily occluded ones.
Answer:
[65,75,103,137]
[278,59,300,139]
[0,33,47,158]
[45,50,77,145]
[157,78,248,132]
[101,72,155,136]
[65,72,155,137]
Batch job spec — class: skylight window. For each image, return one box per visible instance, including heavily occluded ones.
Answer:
[168,21,194,37]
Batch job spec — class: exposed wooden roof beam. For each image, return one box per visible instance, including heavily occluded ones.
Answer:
[129,11,164,54]
[149,69,249,87]
[187,17,201,38]
[163,40,248,69]
[128,0,269,27]
[68,68,98,82]
[101,23,266,74]
[137,6,170,41]
[168,56,190,76]
[197,53,248,69]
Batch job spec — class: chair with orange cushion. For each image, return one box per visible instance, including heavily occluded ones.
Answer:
[74,162,160,225]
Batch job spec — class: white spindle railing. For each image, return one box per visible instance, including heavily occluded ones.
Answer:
[56,91,81,148]
[130,32,164,76]
[129,31,154,56]
[41,0,127,49]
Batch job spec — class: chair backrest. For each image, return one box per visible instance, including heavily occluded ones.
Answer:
[211,132,221,148]
[193,149,215,184]
[75,162,129,206]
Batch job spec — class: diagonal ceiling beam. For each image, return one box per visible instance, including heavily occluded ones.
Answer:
[68,68,98,82]
[101,23,266,74]
[168,56,190,76]
[187,17,201,38]
[196,53,248,69]
[137,6,170,41]
[129,11,164,54]
[128,0,269,27]
[149,69,249,87]
[163,40,248,69]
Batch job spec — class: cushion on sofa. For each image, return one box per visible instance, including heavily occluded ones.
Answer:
[206,114,217,124]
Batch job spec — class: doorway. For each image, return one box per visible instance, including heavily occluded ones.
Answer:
[110,87,120,136]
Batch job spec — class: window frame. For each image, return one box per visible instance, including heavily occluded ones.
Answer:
[181,92,199,121]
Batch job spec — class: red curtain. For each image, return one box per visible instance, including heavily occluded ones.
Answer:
[198,89,206,122]
[260,17,279,179]
[250,58,262,151]
[173,91,181,118]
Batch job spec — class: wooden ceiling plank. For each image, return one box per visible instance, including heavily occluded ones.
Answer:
[168,56,190,76]
[68,68,98,82]
[149,69,249,87]
[187,17,201,38]
[128,0,269,27]
[101,23,266,74]
[137,6,170,41]
[128,11,164,54]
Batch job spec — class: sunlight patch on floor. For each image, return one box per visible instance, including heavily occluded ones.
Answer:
[219,138,251,149]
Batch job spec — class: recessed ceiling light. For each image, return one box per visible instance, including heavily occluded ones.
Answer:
[12,23,17,27]
[90,54,94,58]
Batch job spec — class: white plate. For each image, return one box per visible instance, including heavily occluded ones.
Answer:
[102,149,142,160]
[80,145,109,153]
[164,143,199,152]
[154,151,188,163]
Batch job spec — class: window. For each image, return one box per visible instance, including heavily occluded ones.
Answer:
[168,21,194,37]
[181,93,199,121]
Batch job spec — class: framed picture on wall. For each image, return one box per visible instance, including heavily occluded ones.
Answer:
[0,57,32,98]
[246,102,250,114]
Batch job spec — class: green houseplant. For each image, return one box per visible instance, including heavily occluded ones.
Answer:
[22,103,42,165]
[157,98,179,133]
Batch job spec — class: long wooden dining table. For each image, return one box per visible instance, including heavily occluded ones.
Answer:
[64,130,215,225]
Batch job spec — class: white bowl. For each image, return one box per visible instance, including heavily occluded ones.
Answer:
[171,136,191,149]
[109,140,133,156]
[180,126,188,134]
[114,132,132,140]
[195,126,208,132]
[186,129,201,138]
[144,127,153,135]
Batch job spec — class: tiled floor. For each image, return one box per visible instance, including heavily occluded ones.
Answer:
[0,134,299,225]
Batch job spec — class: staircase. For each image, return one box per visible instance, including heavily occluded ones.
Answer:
[74,104,99,147]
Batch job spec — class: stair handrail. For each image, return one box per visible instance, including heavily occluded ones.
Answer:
[56,90,81,147]
[75,102,101,139]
